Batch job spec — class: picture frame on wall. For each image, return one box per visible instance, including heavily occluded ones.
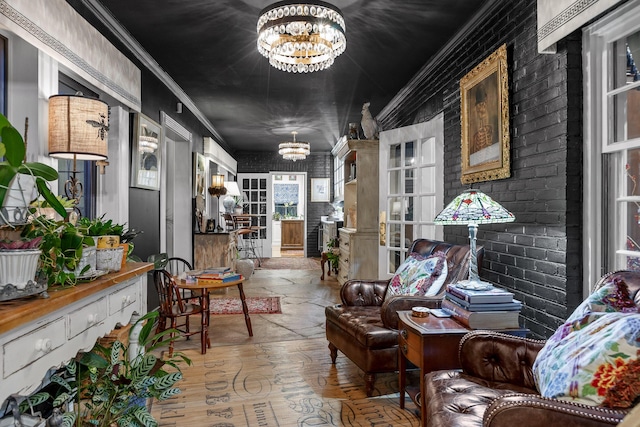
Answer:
[311,178,330,202]
[460,43,510,184]
[131,113,162,190]
[193,152,207,198]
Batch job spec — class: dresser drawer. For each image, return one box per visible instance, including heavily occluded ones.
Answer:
[109,283,138,315]
[68,297,108,338]
[398,326,422,366]
[3,317,66,377]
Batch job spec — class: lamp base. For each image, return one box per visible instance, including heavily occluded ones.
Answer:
[454,279,494,291]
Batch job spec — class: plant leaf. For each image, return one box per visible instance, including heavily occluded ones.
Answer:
[153,372,182,391]
[35,176,67,217]
[132,405,158,427]
[133,354,157,381]
[158,388,181,400]
[0,164,17,209]
[19,392,50,412]
[19,162,59,181]
[1,125,25,167]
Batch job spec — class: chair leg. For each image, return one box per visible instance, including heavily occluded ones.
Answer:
[364,373,376,397]
[328,342,338,364]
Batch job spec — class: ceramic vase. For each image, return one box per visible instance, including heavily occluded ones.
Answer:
[236,258,254,279]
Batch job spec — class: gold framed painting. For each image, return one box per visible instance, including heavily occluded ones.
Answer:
[460,43,510,184]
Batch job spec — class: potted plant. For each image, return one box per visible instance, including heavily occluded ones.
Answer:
[0,113,66,226]
[77,215,124,249]
[30,195,76,222]
[22,217,96,287]
[326,238,339,274]
[18,311,191,427]
[78,215,126,273]
[119,227,143,268]
[0,235,45,301]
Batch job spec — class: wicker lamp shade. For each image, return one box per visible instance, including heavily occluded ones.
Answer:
[48,94,109,160]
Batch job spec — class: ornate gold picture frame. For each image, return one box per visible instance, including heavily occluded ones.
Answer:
[460,44,510,184]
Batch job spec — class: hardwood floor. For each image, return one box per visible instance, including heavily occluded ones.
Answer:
[150,262,420,426]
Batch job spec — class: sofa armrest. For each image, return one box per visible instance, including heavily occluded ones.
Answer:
[459,331,545,389]
[380,295,442,329]
[340,279,390,306]
[483,393,628,427]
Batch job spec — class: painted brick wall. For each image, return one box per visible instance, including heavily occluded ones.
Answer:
[234,151,334,257]
[378,1,583,338]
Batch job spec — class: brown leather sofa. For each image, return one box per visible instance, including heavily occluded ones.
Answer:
[422,270,640,427]
[325,238,482,396]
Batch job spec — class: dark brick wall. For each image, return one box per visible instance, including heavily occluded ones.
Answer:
[378,1,583,338]
[235,151,334,257]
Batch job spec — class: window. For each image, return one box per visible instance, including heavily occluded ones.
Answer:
[584,2,640,290]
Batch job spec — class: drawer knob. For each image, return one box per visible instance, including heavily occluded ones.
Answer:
[400,329,408,339]
[87,313,98,325]
[122,295,132,305]
[401,344,408,354]
[35,338,52,353]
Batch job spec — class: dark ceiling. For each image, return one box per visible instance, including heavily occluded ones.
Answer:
[75,0,487,153]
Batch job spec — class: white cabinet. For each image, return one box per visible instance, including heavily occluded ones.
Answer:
[334,139,380,285]
[0,263,151,404]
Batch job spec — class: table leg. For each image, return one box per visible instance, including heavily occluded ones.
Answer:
[399,348,406,409]
[237,282,253,336]
[203,291,211,353]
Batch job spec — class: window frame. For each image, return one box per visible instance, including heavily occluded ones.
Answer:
[583,1,640,293]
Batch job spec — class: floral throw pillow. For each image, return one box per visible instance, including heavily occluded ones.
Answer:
[385,251,448,300]
[533,278,640,408]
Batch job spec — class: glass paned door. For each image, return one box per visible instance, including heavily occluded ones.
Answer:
[238,173,270,258]
[378,116,444,278]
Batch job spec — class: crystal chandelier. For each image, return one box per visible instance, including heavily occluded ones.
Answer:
[257,1,346,73]
[279,131,310,161]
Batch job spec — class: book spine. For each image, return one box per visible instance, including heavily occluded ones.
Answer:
[441,299,472,328]
[445,285,471,302]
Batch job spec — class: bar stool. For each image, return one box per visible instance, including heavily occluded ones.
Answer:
[233,214,262,266]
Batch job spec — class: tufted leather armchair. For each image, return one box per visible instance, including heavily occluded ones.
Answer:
[422,270,640,427]
[325,238,481,396]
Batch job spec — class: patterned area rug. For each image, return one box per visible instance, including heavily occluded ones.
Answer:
[257,257,320,270]
[210,296,282,315]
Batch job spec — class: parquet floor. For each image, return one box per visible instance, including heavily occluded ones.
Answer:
[150,263,420,426]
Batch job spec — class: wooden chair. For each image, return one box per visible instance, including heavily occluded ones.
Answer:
[152,269,208,356]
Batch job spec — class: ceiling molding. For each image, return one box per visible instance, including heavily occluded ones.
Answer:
[81,0,227,147]
[377,0,502,123]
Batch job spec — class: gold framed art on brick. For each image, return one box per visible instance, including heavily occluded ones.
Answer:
[460,43,510,184]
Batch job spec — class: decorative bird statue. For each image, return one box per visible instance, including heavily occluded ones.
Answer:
[361,102,381,139]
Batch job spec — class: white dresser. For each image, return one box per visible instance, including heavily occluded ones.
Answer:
[0,262,151,405]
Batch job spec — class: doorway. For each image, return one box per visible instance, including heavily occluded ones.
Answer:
[270,172,307,258]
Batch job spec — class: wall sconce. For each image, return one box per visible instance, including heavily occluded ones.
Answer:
[208,174,226,232]
[48,94,109,214]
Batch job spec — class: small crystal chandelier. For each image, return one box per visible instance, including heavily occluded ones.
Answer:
[257,1,346,73]
[279,131,310,161]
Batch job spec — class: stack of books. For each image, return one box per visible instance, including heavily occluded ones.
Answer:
[186,267,242,283]
[442,283,521,329]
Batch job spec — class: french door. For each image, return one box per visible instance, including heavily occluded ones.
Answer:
[237,173,271,258]
[378,115,444,278]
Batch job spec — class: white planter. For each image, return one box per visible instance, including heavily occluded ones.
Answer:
[64,246,97,276]
[0,175,37,225]
[0,249,41,290]
[96,246,124,272]
[236,258,255,279]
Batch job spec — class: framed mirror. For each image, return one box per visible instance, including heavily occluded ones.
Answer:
[132,113,161,190]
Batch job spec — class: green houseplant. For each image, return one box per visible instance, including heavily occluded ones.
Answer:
[22,217,95,287]
[19,311,192,427]
[0,113,66,225]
